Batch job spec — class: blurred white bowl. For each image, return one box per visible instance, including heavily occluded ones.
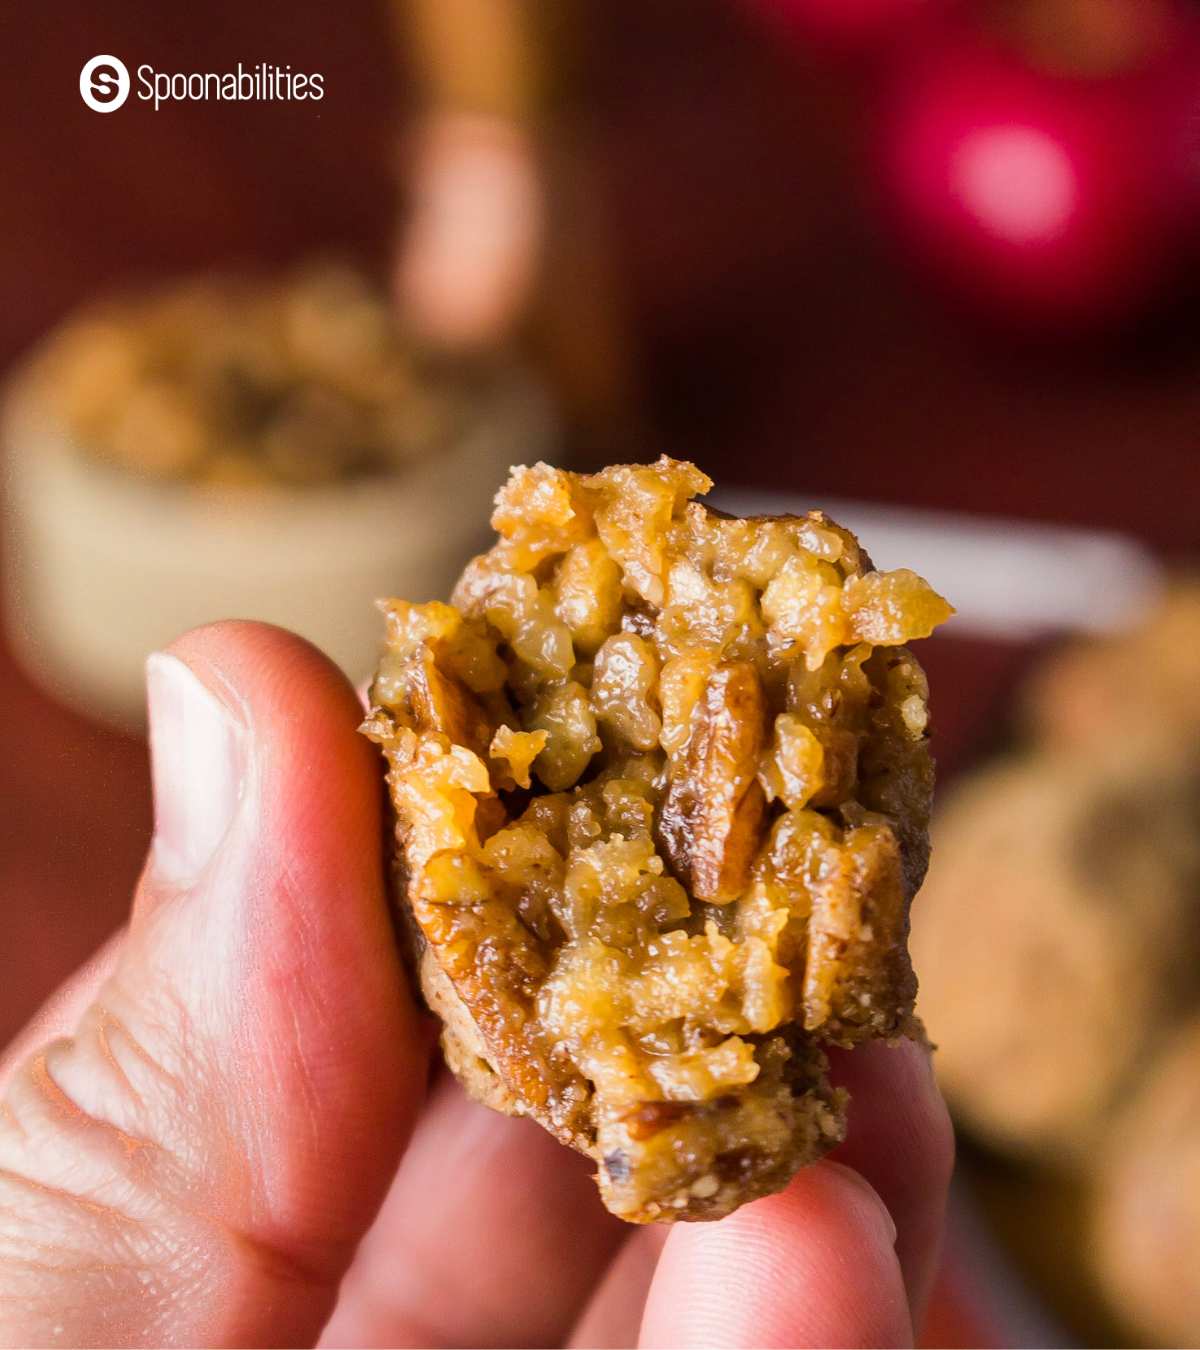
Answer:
[3,364,556,728]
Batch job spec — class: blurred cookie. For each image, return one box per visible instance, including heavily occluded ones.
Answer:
[1021,581,1200,751]
[912,745,1200,1158]
[1091,1018,1200,1346]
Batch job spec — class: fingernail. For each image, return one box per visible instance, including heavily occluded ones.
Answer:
[146,652,244,885]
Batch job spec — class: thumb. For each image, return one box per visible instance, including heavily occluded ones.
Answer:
[0,622,427,1349]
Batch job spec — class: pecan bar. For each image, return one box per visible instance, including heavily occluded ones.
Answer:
[363,457,951,1221]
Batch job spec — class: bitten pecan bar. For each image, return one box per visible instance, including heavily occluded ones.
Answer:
[363,457,951,1222]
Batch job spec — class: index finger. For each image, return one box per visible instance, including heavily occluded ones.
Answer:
[828,1035,956,1325]
[639,1158,912,1348]
[636,1037,952,1349]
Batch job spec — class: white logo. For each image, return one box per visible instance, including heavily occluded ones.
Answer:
[80,55,130,113]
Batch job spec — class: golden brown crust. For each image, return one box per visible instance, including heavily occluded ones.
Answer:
[365,457,951,1221]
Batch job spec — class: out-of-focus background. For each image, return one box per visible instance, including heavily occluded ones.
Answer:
[3,1,1200,1345]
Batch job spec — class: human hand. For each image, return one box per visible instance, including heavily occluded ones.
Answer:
[0,622,952,1348]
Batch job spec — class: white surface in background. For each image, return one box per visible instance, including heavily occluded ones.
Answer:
[712,489,1165,641]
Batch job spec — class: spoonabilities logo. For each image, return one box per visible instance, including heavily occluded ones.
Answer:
[80,55,130,112]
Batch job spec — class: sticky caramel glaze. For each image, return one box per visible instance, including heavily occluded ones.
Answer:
[364,457,952,1221]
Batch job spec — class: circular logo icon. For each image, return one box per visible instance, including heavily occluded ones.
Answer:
[80,55,130,113]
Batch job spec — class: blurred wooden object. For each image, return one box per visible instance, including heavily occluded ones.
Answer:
[398,0,541,121]
[395,0,646,459]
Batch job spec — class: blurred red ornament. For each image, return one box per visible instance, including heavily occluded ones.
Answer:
[748,0,953,58]
[871,2,1200,333]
